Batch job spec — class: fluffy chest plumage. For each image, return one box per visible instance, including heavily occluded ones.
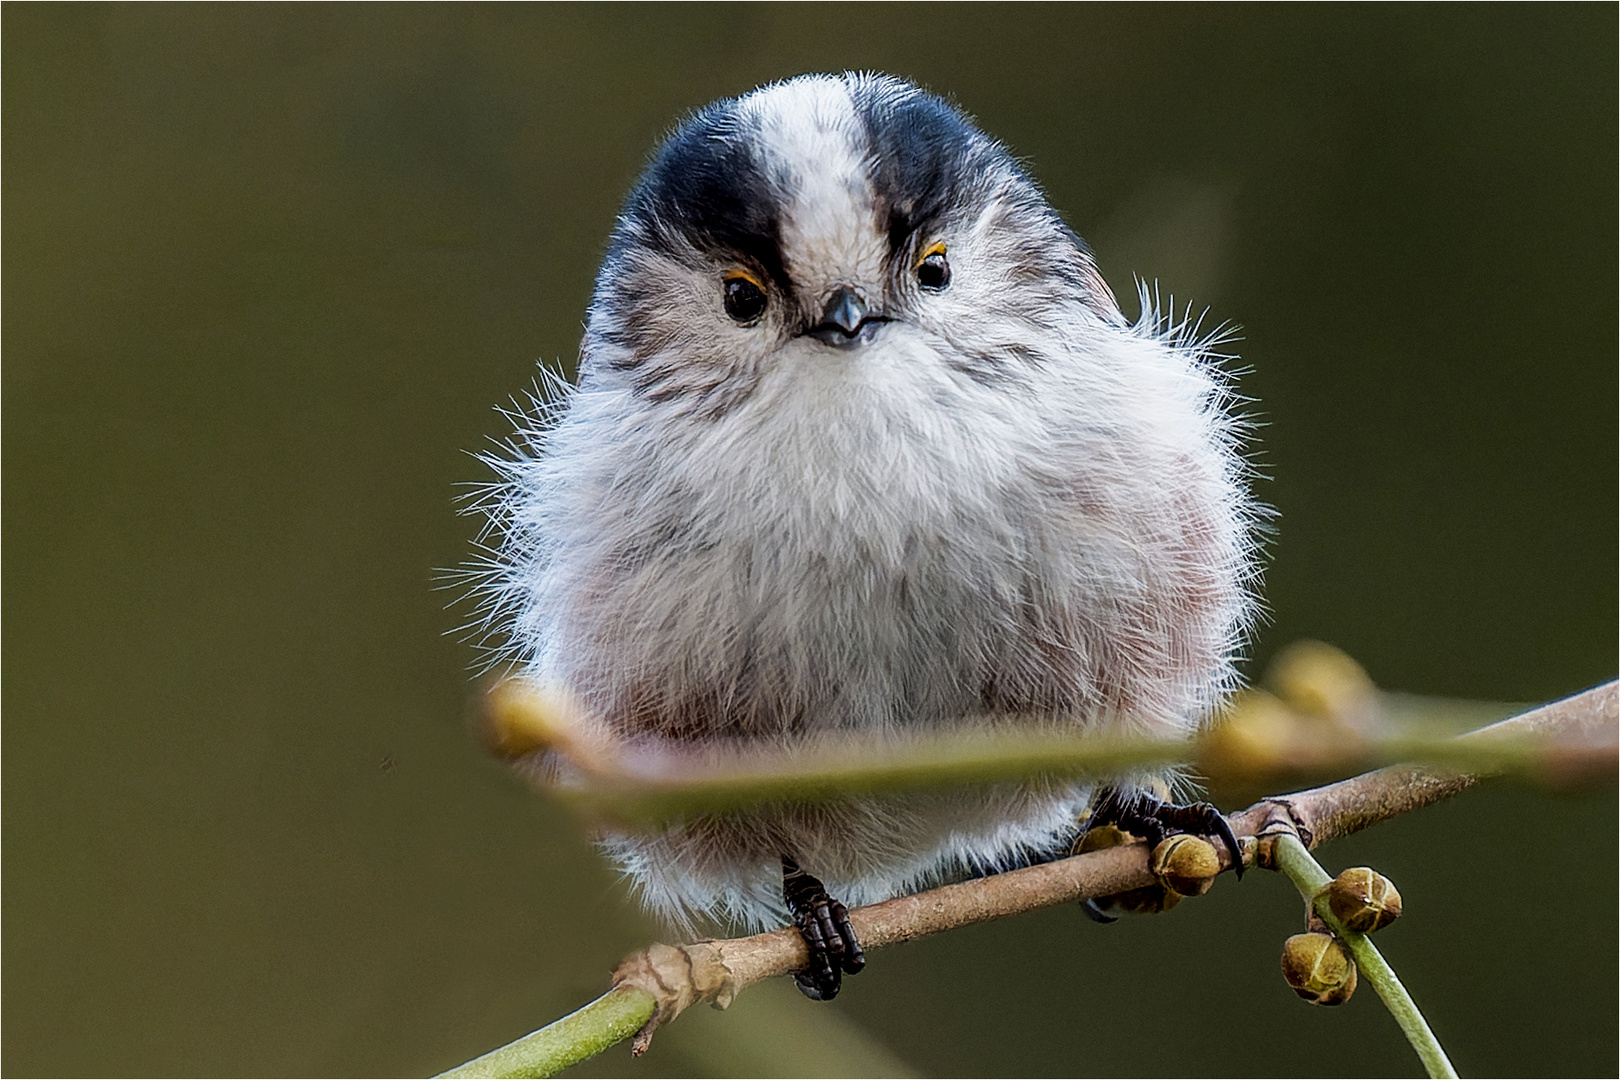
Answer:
[545,333,1092,742]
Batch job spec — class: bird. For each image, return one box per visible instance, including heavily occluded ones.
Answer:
[470,72,1261,1001]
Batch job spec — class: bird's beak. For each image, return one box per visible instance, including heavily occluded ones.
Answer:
[807,286,883,346]
[823,288,868,335]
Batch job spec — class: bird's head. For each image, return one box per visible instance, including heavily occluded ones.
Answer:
[581,73,1121,413]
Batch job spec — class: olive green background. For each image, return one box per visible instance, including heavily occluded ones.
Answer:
[6,5,1615,1077]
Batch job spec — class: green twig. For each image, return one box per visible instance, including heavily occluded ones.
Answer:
[552,729,1193,823]
[447,683,1611,1077]
[546,724,1601,827]
[1270,832,1458,1079]
[436,985,656,1079]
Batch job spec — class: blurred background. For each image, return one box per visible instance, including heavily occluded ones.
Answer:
[5,6,1615,1077]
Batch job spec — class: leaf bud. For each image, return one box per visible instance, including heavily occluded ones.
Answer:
[1199,688,1300,782]
[1073,822,1193,916]
[1075,824,1181,915]
[1281,932,1358,1006]
[1324,866,1403,934]
[1150,835,1220,897]
[481,679,560,760]
[1073,823,1131,856]
[1109,884,1181,915]
[1269,640,1377,719]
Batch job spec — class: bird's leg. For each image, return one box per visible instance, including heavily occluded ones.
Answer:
[1078,786,1243,922]
[781,855,865,1001]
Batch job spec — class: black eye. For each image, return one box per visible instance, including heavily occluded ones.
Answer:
[723,275,767,323]
[917,247,951,291]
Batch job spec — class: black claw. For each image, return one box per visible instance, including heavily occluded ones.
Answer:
[1210,809,1245,880]
[830,897,866,974]
[782,855,864,1001]
[1081,898,1119,924]
[1086,788,1244,881]
[793,969,838,1000]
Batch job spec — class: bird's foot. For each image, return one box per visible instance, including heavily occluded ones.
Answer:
[1077,786,1243,920]
[1087,786,1243,877]
[782,855,865,1001]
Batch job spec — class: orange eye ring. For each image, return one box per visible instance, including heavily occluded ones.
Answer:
[917,241,948,267]
[724,269,766,291]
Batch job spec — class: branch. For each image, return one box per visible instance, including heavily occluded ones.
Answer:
[484,675,1616,828]
[1229,678,1616,847]
[1270,833,1457,1079]
[439,987,656,1080]
[439,680,1616,1078]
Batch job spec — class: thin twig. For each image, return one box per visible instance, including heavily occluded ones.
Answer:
[441,680,1616,1079]
[1270,833,1458,1079]
[438,986,656,1079]
[486,680,1616,827]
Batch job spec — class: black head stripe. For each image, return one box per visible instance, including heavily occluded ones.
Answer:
[848,75,1114,317]
[617,101,791,294]
[848,77,991,252]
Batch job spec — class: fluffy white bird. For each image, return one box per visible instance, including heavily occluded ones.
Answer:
[473,72,1261,999]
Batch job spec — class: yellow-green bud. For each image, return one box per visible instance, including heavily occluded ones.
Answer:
[1110,884,1181,915]
[1150,835,1220,897]
[1269,640,1377,719]
[1325,866,1402,934]
[1281,932,1358,1006]
[1072,823,1131,856]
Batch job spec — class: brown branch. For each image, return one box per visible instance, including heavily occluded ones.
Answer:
[438,680,1615,1076]
[1232,679,1618,849]
[610,681,1616,1055]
